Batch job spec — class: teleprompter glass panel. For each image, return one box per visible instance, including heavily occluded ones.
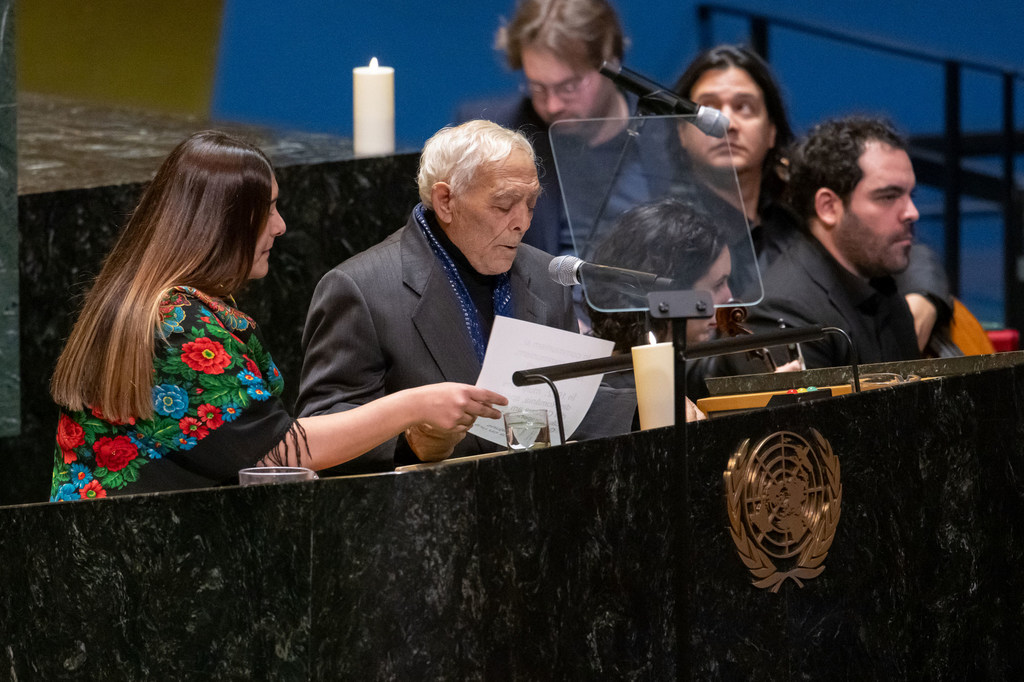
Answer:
[549,115,762,315]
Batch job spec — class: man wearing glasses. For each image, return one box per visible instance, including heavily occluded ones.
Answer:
[455,0,675,261]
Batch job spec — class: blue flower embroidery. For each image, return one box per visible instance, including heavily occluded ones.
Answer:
[152,384,189,420]
[220,309,251,332]
[69,463,93,489]
[222,403,241,422]
[247,384,270,401]
[237,369,261,386]
[53,483,80,502]
[131,433,166,460]
[161,306,186,335]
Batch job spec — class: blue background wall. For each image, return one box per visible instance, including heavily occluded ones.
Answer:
[212,0,1024,146]
[212,0,1024,325]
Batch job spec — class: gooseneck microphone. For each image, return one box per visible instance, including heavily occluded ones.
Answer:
[548,254,675,290]
[599,61,730,138]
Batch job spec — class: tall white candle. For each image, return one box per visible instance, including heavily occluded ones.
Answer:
[631,341,674,430]
[353,57,395,157]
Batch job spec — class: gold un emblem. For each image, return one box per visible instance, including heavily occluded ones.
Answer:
[724,430,842,592]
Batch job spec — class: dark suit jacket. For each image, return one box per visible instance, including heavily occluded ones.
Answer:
[297,208,631,473]
[743,232,920,369]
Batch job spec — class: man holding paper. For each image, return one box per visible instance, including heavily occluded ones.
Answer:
[297,120,632,472]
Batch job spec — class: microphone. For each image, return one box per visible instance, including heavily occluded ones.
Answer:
[599,61,729,138]
[548,254,675,290]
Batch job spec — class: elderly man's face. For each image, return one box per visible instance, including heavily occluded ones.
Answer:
[833,141,919,278]
[439,148,541,275]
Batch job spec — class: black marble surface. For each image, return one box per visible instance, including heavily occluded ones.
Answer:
[4,93,420,506]
[2,362,1023,679]
[0,0,18,439]
[16,92,369,195]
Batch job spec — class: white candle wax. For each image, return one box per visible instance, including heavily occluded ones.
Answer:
[353,57,395,157]
[631,342,674,430]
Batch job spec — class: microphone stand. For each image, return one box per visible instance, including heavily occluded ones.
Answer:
[646,287,709,682]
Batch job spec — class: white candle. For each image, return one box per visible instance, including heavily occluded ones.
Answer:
[353,57,395,157]
[631,341,674,430]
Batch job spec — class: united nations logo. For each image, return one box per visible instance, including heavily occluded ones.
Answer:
[724,429,842,592]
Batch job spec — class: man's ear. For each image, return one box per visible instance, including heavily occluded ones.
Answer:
[431,182,455,225]
[814,187,843,229]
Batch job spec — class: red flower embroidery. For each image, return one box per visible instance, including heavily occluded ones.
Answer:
[56,414,86,450]
[244,356,262,377]
[80,480,107,499]
[197,404,224,429]
[181,337,232,374]
[93,435,139,472]
[179,416,210,440]
[62,448,78,464]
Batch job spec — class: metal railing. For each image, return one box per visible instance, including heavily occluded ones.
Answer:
[697,3,1024,331]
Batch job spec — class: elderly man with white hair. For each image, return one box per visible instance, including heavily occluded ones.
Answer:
[298,120,617,471]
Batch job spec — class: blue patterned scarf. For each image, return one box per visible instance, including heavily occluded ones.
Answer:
[414,203,514,363]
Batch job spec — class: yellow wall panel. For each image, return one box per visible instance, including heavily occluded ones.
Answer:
[16,0,224,114]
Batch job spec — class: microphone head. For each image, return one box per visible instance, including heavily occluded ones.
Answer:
[694,107,730,138]
[548,255,583,286]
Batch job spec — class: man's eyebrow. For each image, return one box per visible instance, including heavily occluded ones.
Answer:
[493,187,540,202]
[869,184,910,195]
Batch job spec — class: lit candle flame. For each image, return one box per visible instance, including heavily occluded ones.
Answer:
[648,331,657,345]
[369,57,379,68]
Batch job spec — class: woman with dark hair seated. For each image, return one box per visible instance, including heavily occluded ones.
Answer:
[673,44,951,350]
[588,198,733,350]
[50,131,505,500]
[586,197,733,420]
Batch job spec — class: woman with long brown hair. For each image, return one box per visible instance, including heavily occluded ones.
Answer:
[50,131,504,500]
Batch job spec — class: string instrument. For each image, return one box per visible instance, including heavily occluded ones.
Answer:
[925,298,995,358]
[715,305,778,372]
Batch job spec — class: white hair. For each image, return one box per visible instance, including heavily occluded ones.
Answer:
[417,120,536,208]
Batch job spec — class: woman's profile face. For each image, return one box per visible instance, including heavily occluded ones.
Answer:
[684,246,733,344]
[677,67,776,180]
[249,176,286,280]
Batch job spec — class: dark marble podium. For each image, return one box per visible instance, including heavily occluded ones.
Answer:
[3,357,1023,680]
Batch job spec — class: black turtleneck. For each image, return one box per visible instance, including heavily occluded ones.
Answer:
[428,212,500,335]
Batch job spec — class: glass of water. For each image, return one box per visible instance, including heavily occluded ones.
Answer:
[503,408,551,452]
[238,466,319,485]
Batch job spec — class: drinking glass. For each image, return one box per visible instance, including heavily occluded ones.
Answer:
[503,408,551,451]
[238,466,319,485]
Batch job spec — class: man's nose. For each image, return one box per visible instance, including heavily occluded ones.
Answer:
[511,203,532,231]
[903,197,920,223]
[724,107,739,132]
[543,93,568,116]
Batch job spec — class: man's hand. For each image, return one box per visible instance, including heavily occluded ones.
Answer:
[685,396,707,422]
[403,383,508,462]
[405,423,467,462]
[904,293,938,352]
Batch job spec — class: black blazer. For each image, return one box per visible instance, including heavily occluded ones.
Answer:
[743,232,920,369]
[296,209,579,472]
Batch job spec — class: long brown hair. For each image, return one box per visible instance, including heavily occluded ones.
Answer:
[51,131,274,422]
[673,45,794,210]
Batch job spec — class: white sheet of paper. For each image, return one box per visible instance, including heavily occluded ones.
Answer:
[470,315,614,447]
